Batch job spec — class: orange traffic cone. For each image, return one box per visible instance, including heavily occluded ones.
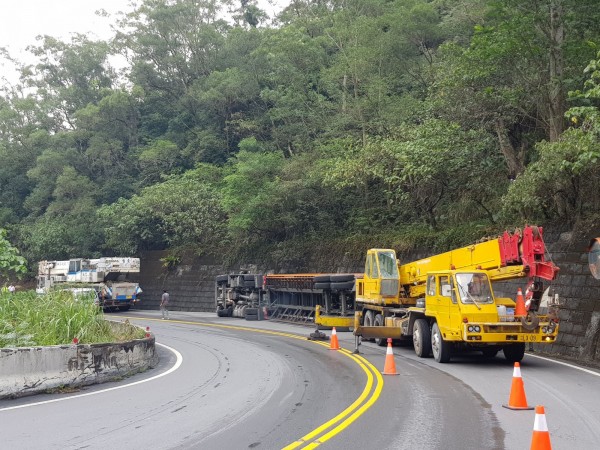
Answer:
[382,338,399,375]
[502,362,533,410]
[530,405,552,450]
[329,327,340,350]
[515,288,527,316]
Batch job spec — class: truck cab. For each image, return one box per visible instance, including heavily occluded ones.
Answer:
[425,270,499,340]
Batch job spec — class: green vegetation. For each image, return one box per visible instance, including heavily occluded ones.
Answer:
[1,0,600,269]
[0,291,145,347]
[0,229,27,281]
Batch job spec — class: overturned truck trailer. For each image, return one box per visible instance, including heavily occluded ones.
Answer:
[215,273,357,324]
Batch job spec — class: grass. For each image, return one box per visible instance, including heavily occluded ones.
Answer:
[0,290,146,348]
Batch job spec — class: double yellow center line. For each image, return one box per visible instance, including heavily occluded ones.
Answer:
[283,344,383,449]
[130,317,384,449]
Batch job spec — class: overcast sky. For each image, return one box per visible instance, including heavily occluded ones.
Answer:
[0,1,285,84]
[0,0,285,55]
[0,1,130,54]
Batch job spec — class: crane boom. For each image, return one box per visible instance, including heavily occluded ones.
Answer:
[398,226,558,304]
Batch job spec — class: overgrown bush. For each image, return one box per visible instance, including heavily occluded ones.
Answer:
[0,290,145,347]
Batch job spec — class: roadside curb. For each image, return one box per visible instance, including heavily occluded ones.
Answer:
[0,322,158,399]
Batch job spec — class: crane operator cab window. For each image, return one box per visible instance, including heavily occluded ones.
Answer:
[377,250,398,279]
[455,273,493,305]
[439,275,456,303]
[427,275,436,296]
[365,254,379,279]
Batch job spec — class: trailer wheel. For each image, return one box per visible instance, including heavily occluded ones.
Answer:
[374,314,386,346]
[217,308,229,317]
[216,275,229,283]
[431,322,451,363]
[412,319,431,358]
[503,343,525,362]
[313,275,331,283]
[330,281,354,291]
[330,274,354,282]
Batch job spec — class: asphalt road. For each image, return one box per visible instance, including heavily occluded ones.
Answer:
[1,311,599,450]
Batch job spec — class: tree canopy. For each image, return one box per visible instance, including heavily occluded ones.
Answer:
[1,0,600,268]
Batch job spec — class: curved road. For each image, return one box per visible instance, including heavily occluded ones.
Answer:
[1,311,599,449]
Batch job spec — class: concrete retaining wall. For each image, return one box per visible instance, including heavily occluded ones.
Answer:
[137,251,238,312]
[0,322,158,399]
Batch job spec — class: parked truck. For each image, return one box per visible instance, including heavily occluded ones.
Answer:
[37,257,142,311]
[347,225,560,363]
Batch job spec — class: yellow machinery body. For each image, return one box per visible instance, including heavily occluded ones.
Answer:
[328,226,560,361]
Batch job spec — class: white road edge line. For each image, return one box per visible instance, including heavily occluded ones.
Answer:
[0,342,183,412]
[528,353,600,377]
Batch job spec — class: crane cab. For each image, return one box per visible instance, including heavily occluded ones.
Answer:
[355,249,402,306]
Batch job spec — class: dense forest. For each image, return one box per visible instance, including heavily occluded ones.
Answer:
[1,0,600,276]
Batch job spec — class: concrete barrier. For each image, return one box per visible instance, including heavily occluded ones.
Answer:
[0,322,158,399]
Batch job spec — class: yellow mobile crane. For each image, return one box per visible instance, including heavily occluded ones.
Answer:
[348,226,559,362]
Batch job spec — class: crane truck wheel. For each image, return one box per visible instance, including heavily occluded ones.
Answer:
[374,314,386,346]
[362,310,374,342]
[502,343,525,362]
[412,319,432,358]
[481,347,499,358]
[431,322,452,363]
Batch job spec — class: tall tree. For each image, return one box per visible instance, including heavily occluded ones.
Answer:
[25,35,115,131]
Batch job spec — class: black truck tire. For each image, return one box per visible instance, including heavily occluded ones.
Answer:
[330,281,354,291]
[374,314,386,346]
[313,275,331,282]
[503,343,525,362]
[431,322,452,363]
[412,319,431,358]
[330,274,354,282]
